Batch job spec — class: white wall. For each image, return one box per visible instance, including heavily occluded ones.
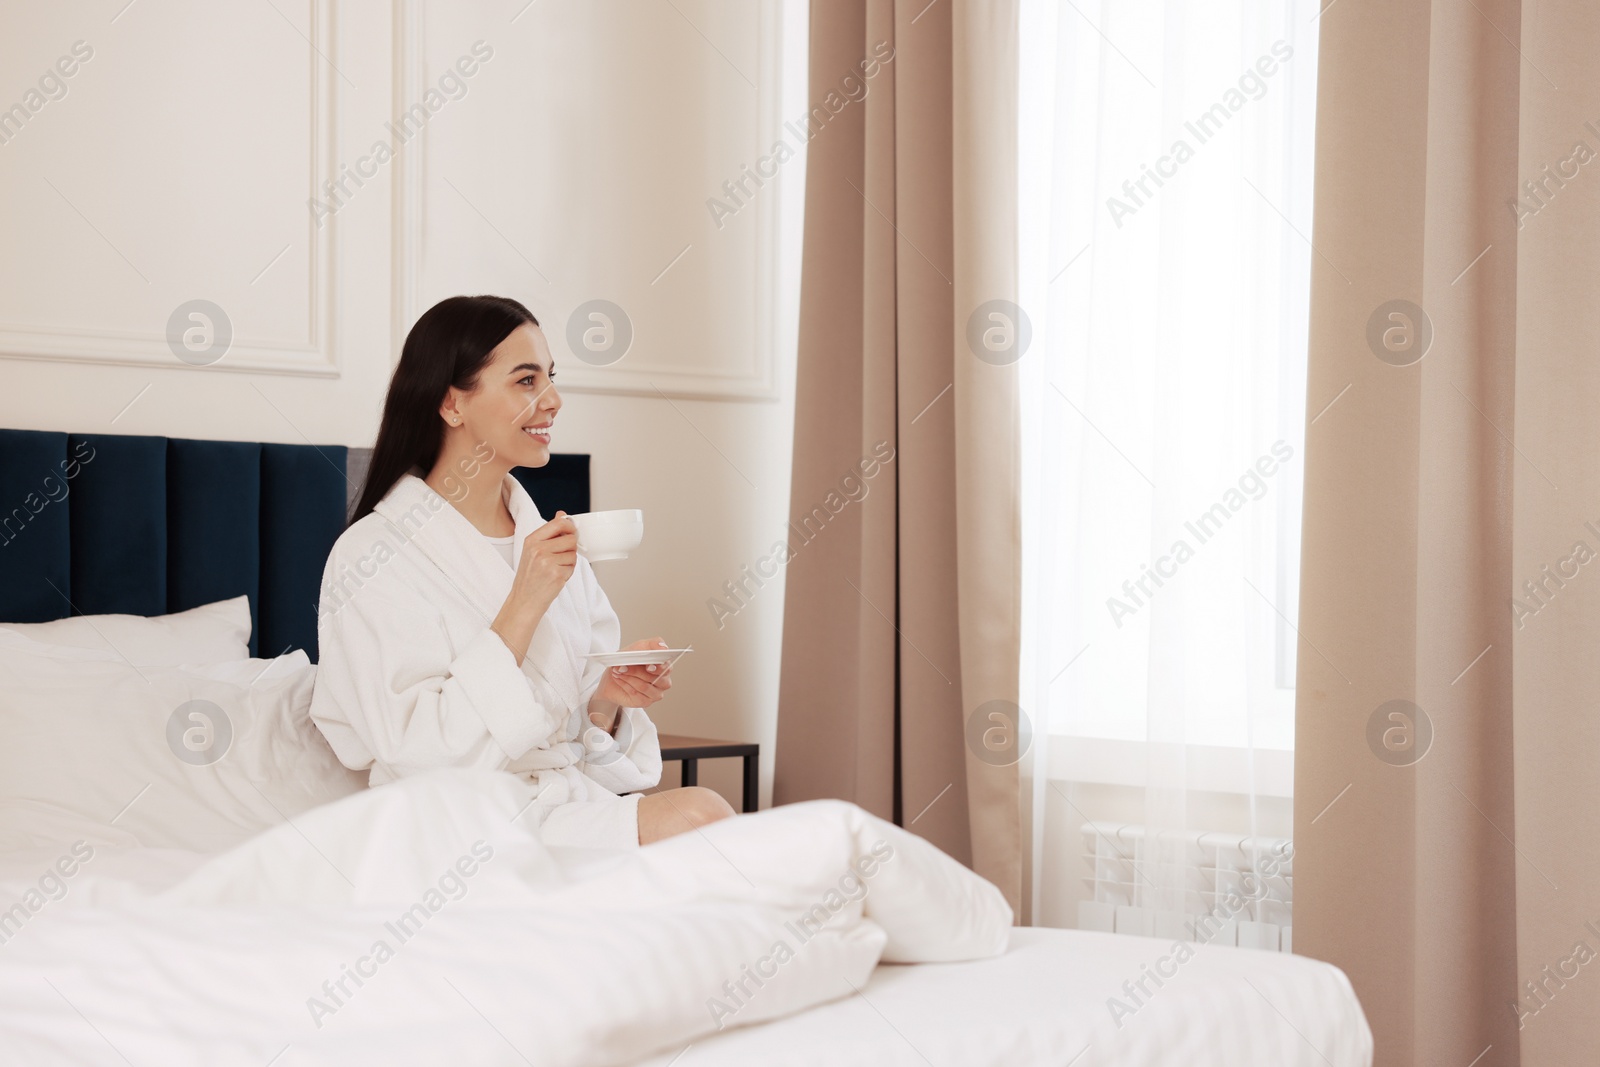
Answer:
[0,0,808,809]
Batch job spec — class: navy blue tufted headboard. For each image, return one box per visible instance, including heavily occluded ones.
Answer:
[0,430,590,662]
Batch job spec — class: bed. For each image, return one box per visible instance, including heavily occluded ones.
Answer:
[0,429,1372,1066]
[636,926,1369,1066]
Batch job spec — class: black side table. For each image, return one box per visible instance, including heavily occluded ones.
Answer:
[659,734,759,813]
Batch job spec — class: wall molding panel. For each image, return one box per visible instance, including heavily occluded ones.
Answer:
[0,0,342,378]
[394,0,787,401]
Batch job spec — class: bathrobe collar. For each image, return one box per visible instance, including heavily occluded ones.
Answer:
[372,471,588,711]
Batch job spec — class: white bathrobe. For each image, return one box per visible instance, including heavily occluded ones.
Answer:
[309,471,662,848]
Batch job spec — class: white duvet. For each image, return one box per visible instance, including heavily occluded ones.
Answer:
[0,770,1012,1067]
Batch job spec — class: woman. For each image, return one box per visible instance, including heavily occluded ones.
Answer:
[310,294,735,847]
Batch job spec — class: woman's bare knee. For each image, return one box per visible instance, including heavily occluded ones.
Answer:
[680,786,736,827]
[638,787,737,844]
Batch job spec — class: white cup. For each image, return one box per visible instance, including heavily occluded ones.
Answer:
[568,509,644,561]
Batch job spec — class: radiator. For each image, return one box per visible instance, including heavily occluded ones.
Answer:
[1077,822,1294,952]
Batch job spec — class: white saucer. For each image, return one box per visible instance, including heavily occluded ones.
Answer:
[584,648,693,667]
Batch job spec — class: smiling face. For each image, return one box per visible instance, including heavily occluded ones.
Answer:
[442,321,561,468]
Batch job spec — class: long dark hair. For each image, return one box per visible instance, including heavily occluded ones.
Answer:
[350,295,538,524]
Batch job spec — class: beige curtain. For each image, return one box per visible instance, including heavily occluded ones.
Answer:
[1297,1,1600,1063]
[774,0,1022,910]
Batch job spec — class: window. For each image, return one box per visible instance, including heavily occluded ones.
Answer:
[1019,2,1320,754]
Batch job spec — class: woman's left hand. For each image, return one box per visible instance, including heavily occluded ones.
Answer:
[594,637,674,713]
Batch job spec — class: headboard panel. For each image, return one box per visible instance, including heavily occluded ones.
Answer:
[167,438,266,645]
[0,430,345,660]
[0,429,591,662]
[69,432,167,615]
[1,430,73,621]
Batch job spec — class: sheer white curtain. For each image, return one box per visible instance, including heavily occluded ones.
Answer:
[1018,1,1319,940]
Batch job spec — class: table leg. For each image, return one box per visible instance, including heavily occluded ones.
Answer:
[680,757,698,788]
[742,752,758,813]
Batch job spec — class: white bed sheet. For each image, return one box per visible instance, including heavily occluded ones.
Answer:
[634,926,1372,1067]
[0,772,1015,1067]
[0,768,1368,1067]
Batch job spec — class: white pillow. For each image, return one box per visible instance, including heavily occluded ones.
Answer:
[0,638,366,852]
[0,595,252,666]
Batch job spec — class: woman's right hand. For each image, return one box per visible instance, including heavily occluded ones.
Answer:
[514,511,578,609]
[491,511,577,663]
